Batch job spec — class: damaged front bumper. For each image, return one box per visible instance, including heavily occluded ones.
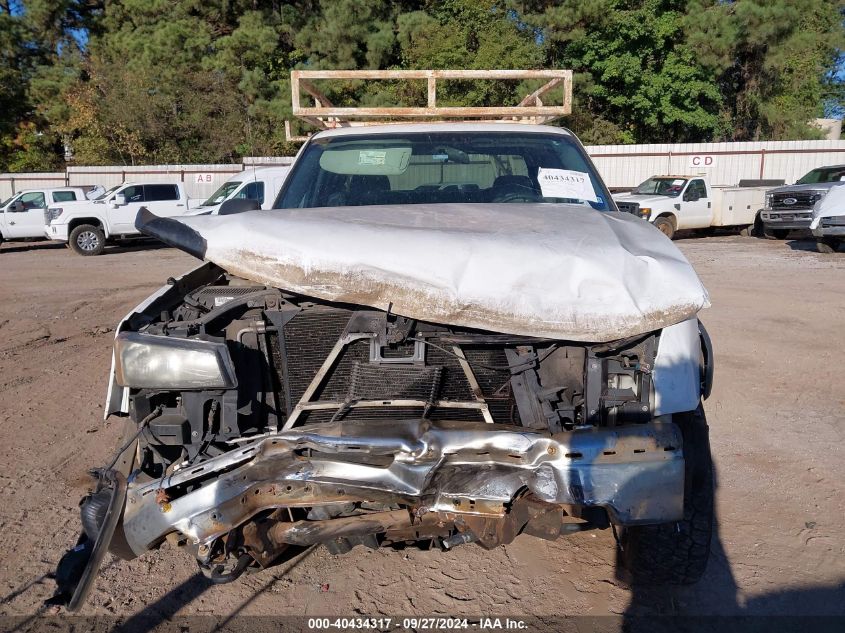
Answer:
[55,419,684,610]
[122,419,684,556]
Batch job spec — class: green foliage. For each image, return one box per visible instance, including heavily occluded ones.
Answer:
[0,0,843,169]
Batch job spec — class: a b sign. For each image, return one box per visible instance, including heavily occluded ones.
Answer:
[195,173,214,183]
[689,155,714,168]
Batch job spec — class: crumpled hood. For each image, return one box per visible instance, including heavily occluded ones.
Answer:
[138,203,710,342]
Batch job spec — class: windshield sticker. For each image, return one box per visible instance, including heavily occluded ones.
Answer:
[672,179,685,185]
[358,150,387,166]
[537,168,599,202]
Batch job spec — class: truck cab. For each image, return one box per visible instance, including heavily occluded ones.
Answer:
[759,165,845,239]
[184,166,291,216]
[46,182,193,255]
[613,176,712,238]
[0,187,91,245]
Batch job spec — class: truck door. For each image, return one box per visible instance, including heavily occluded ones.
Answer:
[143,184,185,218]
[236,181,265,207]
[109,185,146,234]
[5,191,47,238]
[679,179,712,229]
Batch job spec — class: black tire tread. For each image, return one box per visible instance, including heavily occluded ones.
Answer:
[620,408,713,585]
[69,223,105,256]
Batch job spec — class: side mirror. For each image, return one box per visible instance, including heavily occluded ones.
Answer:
[218,198,261,216]
[9,201,25,213]
[111,194,126,208]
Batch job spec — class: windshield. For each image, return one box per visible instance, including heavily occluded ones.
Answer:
[796,167,845,184]
[274,131,611,211]
[0,194,18,208]
[201,181,242,206]
[634,177,687,197]
[94,185,121,201]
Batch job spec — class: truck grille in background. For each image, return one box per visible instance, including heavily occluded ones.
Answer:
[771,192,821,210]
[615,201,640,215]
[268,306,519,426]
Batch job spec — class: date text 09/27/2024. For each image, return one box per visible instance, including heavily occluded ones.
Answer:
[306,617,529,630]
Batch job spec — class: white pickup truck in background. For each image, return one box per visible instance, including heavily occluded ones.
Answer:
[184,166,291,215]
[1,187,95,246]
[613,175,776,239]
[46,182,194,255]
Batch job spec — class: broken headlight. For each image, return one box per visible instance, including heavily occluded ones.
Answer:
[114,332,237,389]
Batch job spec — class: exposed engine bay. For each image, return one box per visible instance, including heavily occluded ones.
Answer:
[62,263,698,578]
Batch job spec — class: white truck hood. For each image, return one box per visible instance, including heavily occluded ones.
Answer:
[612,193,674,207]
[144,203,710,343]
[810,184,845,229]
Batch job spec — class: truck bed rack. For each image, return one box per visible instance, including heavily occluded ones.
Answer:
[286,69,573,141]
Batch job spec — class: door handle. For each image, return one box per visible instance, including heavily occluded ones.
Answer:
[176,203,184,207]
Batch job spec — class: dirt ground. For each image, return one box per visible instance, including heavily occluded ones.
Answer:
[0,234,843,626]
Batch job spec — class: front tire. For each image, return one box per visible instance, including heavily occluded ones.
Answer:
[69,224,106,256]
[765,228,789,240]
[619,408,713,584]
[816,238,840,254]
[653,216,676,240]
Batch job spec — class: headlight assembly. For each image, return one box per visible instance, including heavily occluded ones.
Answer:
[114,332,237,389]
[639,207,651,218]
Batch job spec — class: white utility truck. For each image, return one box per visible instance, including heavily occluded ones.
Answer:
[613,175,774,239]
[1,187,94,246]
[46,182,194,255]
[185,166,291,215]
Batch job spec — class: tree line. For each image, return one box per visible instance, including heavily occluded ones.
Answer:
[1,0,843,170]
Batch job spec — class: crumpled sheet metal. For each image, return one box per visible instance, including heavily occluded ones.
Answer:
[174,203,710,342]
[121,419,685,553]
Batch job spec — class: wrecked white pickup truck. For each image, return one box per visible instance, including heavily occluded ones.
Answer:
[53,122,714,609]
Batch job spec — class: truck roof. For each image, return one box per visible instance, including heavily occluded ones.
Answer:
[312,122,574,139]
[9,186,89,194]
[227,166,291,180]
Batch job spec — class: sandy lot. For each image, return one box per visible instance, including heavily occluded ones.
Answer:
[0,235,843,626]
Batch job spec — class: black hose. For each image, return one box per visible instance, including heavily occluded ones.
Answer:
[105,406,163,471]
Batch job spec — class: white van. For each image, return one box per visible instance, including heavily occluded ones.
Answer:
[186,166,291,215]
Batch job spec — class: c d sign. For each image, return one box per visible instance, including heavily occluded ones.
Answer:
[689,155,714,168]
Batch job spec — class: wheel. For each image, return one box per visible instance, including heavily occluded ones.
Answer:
[653,216,676,240]
[69,224,106,256]
[619,408,713,584]
[764,228,789,240]
[816,238,840,254]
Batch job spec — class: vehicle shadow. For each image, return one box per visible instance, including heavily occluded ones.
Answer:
[0,241,66,254]
[785,238,823,253]
[620,460,845,632]
[100,240,173,256]
[109,546,315,633]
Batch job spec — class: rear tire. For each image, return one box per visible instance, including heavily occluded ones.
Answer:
[816,238,840,254]
[653,216,676,240]
[619,408,713,585]
[69,224,105,256]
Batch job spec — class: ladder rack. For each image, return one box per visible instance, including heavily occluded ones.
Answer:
[285,69,573,141]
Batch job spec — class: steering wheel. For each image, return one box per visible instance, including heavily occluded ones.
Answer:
[492,187,542,203]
